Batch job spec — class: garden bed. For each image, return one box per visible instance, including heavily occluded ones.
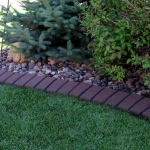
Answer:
[1,49,150,98]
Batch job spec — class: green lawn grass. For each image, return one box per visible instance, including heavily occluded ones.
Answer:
[0,84,150,150]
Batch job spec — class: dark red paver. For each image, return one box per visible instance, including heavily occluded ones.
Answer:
[14,74,36,87]
[142,108,150,118]
[92,88,117,103]
[0,71,14,83]
[0,69,7,76]
[46,79,68,93]
[69,83,92,97]
[35,77,56,91]
[24,75,46,88]
[130,97,150,115]
[4,73,25,85]
[80,86,104,101]
[2,69,150,118]
[57,81,79,94]
[117,94,144,110]
[105,91,130,107]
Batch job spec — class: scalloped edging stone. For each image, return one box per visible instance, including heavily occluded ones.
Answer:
[0,69,150,118]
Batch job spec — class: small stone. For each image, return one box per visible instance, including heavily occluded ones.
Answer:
[86,72,93,78]
[141,90,147,95]
[75,69,81,73]
[43,65,48,70]
[76,63,80,67]
[65,77,71,81]
[37,62,42,66]
[83,80,92,85]
[2,61,7,65]
[112,86,118,90]
[89,77,95,80]
[93,83,98,86]
[6,58,10,62]
[126,80,134,88]
[101,83,107,87]
[92,71,97,75]
[58,62,64,68]
[45,69,52,75]
[136,91,142,95]
[6,63,10,67]
[9,62,16,69]
[58,70,63,74]
[8,68,13,72]
[69,78,74,82]
[37,71,45,76]
[73,77,77,82]
[15,68,20,71]
[22,62,27,68]
[63,67,69,73]
[108,81,113,86]
[135,85,140,89]
[22,68,27,71]
[68,71,73,76]
[34,65,41,71]
[16,64,22,69]
[30,60,35,63]
[48,57,60,65]
[95,75,100,80]
[29,64,35,69]
[81,64,87,68]
[29,70,36,75]
[53,75,59,78]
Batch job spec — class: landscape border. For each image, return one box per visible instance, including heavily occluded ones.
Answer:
[0,69,150,118]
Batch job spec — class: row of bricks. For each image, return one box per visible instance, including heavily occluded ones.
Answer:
[0,69,150,118]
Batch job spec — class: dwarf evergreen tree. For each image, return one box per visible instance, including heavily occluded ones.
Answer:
[0,0,89,62]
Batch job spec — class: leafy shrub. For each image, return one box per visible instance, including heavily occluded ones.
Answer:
[80,0,150,85]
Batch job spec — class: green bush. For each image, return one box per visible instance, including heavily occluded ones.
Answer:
[0,0,89,62]
[80,0,150,85]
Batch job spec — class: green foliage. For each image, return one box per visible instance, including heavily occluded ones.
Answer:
[0,0,89,62]
[80,0,150,85]
[58,40,82,61]
[1,84,150,150]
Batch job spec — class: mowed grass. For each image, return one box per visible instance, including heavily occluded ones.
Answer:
[0,84,150,150]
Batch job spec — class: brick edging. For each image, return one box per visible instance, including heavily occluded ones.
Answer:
[0,69,150,118]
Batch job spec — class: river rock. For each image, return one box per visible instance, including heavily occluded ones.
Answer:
[86,72,93,78]
[34,65,41,71]
[29,70,36,75]
[22,62,27,68]
[8,42,28,63]
[48,57,60,65]
[45,69,52,75]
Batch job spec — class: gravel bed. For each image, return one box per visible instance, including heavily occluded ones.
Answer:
[1,49,150,97]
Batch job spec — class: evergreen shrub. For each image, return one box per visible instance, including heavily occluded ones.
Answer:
[0,0,89,62]
[80,0,150,87]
